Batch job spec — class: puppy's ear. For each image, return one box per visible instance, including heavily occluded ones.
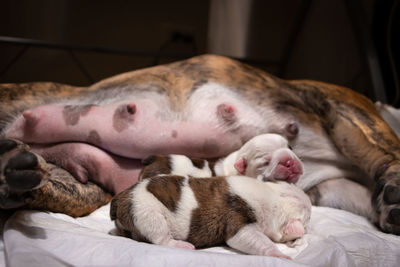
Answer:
[234,157,247,175]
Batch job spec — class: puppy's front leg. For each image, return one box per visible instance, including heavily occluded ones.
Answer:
[226,224,291,260]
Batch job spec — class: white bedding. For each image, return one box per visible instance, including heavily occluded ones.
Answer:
[1,204,400,267]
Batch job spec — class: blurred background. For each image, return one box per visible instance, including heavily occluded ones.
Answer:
[0,0,399,105]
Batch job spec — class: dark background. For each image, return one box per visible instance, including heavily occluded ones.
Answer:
[0,0,399,106]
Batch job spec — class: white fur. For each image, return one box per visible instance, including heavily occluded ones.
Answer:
[226,176,311,243]
[293,126,362,191]
[170,155,212,178]
[215,133,303,182]
[130,177,198,245]
[226,224,289,258]
[128,175,311,257]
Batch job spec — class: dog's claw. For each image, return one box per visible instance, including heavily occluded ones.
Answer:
[387,208,400,225]
[0,138,49,209]
[373,166,400,235]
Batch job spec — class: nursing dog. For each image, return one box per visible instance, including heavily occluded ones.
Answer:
[111,134,310,258]
[0,54,399,234]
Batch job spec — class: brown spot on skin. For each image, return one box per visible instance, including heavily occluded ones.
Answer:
[187,177,256,248]
[171,130,178,138]
[202,139,220,156]
[87,130,101,146]
[113,103,136,132]
[62,104,94,126]
[139,155,172,180]
[146,175,184,211]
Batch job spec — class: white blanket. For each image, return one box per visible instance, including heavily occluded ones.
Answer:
[1,205,400,267]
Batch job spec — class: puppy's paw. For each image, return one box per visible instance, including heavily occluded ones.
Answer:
[167,239,196,250]
[0,139,49,209]
[372,171,400,235]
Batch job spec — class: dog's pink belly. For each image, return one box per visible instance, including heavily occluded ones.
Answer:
[5,101,246,158]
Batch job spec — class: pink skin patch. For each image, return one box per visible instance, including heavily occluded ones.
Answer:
[6,100,245,159]
[234,157,247,175]
[31,142,142,194]
[279,159,303,183]
[217,103,237,124]
[283,219,305,240]
[168,240,195,250]
[272,155,303,183]
[22,110,39,126]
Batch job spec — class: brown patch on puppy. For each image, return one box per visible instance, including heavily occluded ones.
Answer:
[171,130,178,138]
[146,175,184,211]
[113,103,136,132]
[190,158,206,169]
[187,177,256,248]
[139,155,172,180]
[110,187,150,242]
[87,130,102,145]
[62,104,94,126]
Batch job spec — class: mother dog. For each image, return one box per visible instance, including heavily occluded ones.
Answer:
[0,54,399,235]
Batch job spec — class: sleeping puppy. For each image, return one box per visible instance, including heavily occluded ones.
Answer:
[139,133,303,183]
[111,134,310,258]
[110,175,311,259]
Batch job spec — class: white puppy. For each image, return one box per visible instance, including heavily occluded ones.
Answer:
[139,133,303,183]
[111,134,310,259]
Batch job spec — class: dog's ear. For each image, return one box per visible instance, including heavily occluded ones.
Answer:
[234,157,247,175]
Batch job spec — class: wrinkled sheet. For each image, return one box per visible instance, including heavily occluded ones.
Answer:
[1,205,400,267]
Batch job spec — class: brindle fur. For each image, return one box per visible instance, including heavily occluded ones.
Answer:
[0,55,400,233]
[27,163,112,217]
[0,140,111,217]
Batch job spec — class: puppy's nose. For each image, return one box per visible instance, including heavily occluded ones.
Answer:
[285,159,294,167]
[285,159,303,173]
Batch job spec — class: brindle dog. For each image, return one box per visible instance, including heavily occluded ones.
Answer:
[0,55,399,234]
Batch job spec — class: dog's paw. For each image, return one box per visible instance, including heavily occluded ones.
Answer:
[372,171,400,235]
[0,139,49,209]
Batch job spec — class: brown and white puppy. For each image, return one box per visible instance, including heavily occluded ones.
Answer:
[139,133,303,183]
[110,175,311,259]
[111,133,309,258]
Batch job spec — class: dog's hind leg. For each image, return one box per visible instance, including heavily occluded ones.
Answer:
[291,80,400,234]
